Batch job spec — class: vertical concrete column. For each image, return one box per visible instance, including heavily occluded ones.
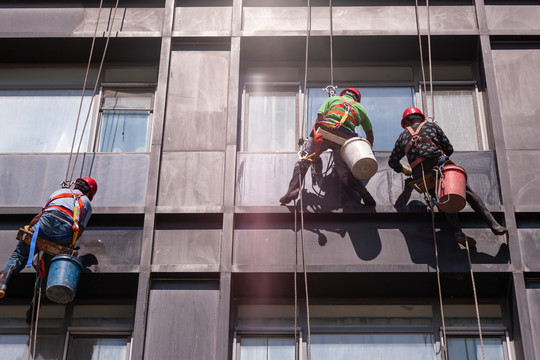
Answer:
[131,1,175,359]
[473,1,533,359]
[215,0,243,358]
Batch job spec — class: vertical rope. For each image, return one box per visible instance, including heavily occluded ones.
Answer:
[64,0,105,187]
[414,0,428,114]
[294,202,299,360]
[329,0,334,88]
[426,0,435,121]
[421,163,448,360]
[298,173,312,360]
[465,241,486,360]
[67,0,121,184]
[301,0,312,140]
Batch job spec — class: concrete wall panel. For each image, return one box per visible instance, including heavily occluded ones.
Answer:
[526,288,540,360]
[506,150,540,212]
[0,154,148,209]
[0,7,163,37]
[158,152,225,211]
[242,6,476,35]
[164,50,229,151]
[492,48,540,150]
[144,280,219,360]
[486,6,540,33]
[173,6,232,36]
[236,152,501,208]
[518,229,540,272]
[153,229,221,265]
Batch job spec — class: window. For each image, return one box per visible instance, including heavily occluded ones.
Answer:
[307,87,415,151]
[0,303,134,360]
[0,89,93,153]
[241,85,300,152]
[96,88,154,153]
[239,337,295,360]
[66,335,131,360]
[422,85,488,151]
[447,337,505,360]
[311,334,436,360]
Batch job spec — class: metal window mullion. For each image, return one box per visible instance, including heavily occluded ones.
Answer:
[475,84,489,151]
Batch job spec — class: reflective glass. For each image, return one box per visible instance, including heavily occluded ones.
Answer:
[67,337,128,360]
[246,93,297,152]
[98,110,150,152]
[0,90,93,153]
[426,89,481,151]
[307,87,414,151]
[311,334,436,360]
[240,337,295,360]
[0,334,64,360]
[447,337,504,360]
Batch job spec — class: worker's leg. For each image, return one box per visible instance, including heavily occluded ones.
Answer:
[280,137,323,205]
[0,241,29,298]
[280,159,311,205]
[334,153,376,206]
[465,184,508,236]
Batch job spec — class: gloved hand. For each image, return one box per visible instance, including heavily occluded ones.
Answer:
[402,164,412,176]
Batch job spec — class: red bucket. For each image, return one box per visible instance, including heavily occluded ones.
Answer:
[436,165,467,213]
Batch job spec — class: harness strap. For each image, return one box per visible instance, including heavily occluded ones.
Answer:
[405,122,443,169]
[43,192,85,221]
[326,96,359,127]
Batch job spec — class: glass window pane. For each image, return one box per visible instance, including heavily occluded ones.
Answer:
[71,305,135,328]
[240,337,295,360]
[246,93,296,152]
[447,337,504,360]
[311,334,436,360]
[307,87,414,151]
[98,110,150,152]
[67,337,128,360]
[427,89,480,151]
[0,334,64,360]
[0,90,93,153]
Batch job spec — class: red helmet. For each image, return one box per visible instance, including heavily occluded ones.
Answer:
[401,107,425,128]
[340,88,361,102]
[76,177,98,200]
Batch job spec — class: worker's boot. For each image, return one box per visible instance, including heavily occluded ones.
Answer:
[347,174,376,206]
[0,269,13,299]
[280,161,310,205]
[466,187,508,236]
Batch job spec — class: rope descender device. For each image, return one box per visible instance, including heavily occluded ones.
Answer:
[323,84,338,97]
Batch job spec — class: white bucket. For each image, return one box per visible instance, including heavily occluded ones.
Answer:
[340,137,378,180]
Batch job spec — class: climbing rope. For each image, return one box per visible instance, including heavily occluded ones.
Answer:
[295,170,312,360]
[414,0,435,122]
[328,0,335,90]
[27,255,44,360]
[294,201,299,360]
[64,0,121,188]
[465,240,486,360]
[420,162,449,360]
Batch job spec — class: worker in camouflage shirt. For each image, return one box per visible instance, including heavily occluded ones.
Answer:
[389,107,508,248]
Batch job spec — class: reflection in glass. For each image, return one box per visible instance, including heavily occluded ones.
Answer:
[246,94,296,152]
[0,90,92,153]
[98,110,150,152]
[307,87,414,151]
[241,337,295,360]
[311,334,435,360]
[447,337,504,360]
[67,337,128,360]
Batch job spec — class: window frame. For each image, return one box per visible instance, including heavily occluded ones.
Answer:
[92,83,156,154]
[240,82,302,153]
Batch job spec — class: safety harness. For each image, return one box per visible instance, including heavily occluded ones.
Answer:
[404,122,444,169]
[43,190,85,247]
[303,97,360,162]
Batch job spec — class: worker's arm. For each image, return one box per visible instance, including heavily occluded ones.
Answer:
[76,225,85,240]
[365,130,374,148]
[28,210,43,228]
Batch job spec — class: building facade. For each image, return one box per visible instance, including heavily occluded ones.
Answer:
[1,0,539,359]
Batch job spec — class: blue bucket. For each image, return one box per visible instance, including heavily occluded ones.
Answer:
[46,255,82,304]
